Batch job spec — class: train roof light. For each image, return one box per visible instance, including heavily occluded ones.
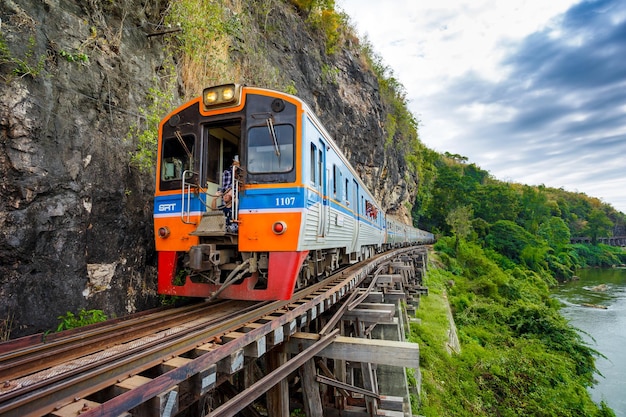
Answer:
[202,84,241,109]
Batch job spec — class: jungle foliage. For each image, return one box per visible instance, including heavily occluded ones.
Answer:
[411,154,624,415]
[411,243,616,416]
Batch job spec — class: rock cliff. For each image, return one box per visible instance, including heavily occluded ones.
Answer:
[0,0,420,338]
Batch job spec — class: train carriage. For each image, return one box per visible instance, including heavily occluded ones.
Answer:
[154,84,431,301]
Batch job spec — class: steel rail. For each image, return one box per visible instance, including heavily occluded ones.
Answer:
[0,301,263,417]
[0,300,242,382]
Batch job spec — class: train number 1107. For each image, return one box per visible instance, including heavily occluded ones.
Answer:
[276,197,296,206]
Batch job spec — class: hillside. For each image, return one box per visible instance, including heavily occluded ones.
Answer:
[0,0,424,338]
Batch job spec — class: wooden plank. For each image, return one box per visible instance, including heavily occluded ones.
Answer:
[356,303,397,311]
[364,291,384,303]
[115,375,152,391]
[380,395,404,411]
[51,400,131,417]
[286,333,419,368]
[376,409,404,417]
[384,290,407,302]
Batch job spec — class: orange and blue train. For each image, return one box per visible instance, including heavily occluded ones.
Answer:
[154,84,433,301]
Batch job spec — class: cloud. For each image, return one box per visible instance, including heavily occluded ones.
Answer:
[432,1,626,211]
[338,0,626,212]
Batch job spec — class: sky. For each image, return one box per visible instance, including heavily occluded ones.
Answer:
[337,0,626,214]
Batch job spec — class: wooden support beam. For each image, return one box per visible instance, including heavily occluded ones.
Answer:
[361,361,378,415]
[364,291,384,303]
[300,359,323,417]
[114,375,178,417]
[342,304,396,324]
[161,357,217,398]
[222,331,266,358]
[194,341,244,375]
[286,333,419,368]
[243,322,284,346]
[266,345,289,417]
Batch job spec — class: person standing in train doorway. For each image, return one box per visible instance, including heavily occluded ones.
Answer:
[218,155,239,233]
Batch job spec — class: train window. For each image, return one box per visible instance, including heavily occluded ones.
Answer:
[160,133,195,186]
[310,143,317,185]
[318,149,323,188]
[333,165,342,200]
[345,179,349,201]
[247,124,294,173]
[206,135,221,184]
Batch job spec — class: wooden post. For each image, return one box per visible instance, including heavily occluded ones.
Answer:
[266,345,289,416]
[300,359,323,417]
[334,321,347,409]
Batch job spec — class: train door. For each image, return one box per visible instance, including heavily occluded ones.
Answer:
[203,123,240,213]
[317,139,327,237]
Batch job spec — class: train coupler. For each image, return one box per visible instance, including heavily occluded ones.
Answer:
[189,244,226,271]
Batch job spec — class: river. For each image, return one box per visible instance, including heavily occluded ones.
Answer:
[552,267,626,416]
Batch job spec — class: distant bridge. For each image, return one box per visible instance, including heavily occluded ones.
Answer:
[571,236,626,247]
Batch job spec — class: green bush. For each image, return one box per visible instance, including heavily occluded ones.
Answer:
[56,309,107,332]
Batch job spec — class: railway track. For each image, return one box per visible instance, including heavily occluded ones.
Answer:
[0,246,426,417]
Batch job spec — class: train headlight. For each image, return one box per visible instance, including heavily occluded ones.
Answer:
[272,221,287,235]
[158,226,170,238]
[222,86,235,100]
[204,90,218,104]
[202,84,241,109]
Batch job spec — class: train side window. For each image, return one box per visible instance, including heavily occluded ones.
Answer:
[332,165,343,200]
[310,143,317,185]
[318,149,323,188]
[345,179,349,202]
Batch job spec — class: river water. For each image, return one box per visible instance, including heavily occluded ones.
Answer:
[552,267,626,416]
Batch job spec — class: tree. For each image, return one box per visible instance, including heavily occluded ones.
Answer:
[585,209,613,244]
[538,217,571,250]
[446,205,473,254]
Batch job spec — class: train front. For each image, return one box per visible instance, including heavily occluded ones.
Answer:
[154,84,307,300]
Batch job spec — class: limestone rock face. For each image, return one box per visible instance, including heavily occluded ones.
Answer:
[0,0,419,337]
[0,0,163,336]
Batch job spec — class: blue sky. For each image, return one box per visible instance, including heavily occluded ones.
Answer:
[337,0,626,214]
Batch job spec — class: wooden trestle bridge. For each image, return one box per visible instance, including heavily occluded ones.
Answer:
[0,246,430,417]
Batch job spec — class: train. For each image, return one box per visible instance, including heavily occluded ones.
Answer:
[153,84,434,301]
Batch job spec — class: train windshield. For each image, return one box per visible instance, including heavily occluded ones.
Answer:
[160,133,195,189]
[247,124,294,173]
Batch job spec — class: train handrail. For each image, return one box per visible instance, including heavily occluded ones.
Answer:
[181,170,198,225]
